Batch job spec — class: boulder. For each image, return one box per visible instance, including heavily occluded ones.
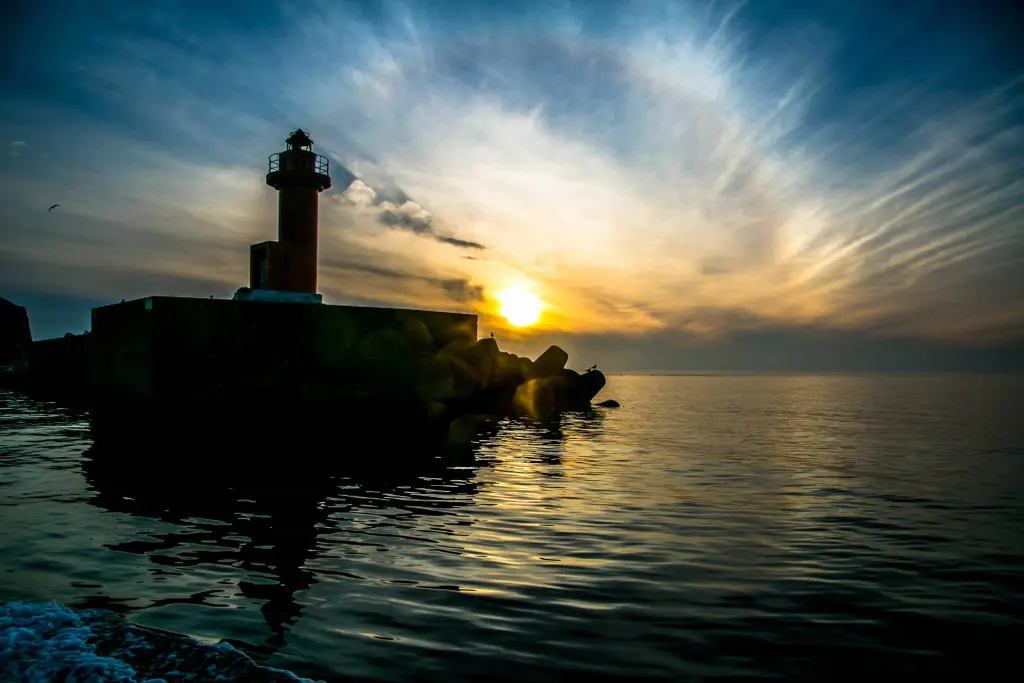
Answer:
[529,345,568,379]
[510,367,608,420]
[417,353,478,403]
[460,337,502,387]
[472,335,500,357]
[517,355,535,378]
[493,351,527,385]
[0,298,31,366]
[513,377,559,421]
[575,369,607,405]
[596,399,620,408]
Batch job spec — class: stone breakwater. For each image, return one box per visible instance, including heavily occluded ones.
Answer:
[2,296,609,446]
[422,337,607,424]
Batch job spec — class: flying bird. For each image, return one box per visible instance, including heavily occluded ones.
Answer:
[48,204,59,212]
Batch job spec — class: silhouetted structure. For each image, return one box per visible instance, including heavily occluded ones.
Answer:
[87,295,477,430]
[0,297,31,366]
[248,129,332,298]
[3,129,607,438]
[20,334,89,398]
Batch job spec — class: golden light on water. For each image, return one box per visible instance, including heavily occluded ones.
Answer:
[497,287,544,327]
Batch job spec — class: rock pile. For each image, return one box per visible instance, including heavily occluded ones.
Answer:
[423,337,607,422]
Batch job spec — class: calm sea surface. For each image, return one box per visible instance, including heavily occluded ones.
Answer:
[2,375,1023,681]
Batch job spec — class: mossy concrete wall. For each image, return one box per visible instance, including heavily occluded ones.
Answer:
[89,296,477,417]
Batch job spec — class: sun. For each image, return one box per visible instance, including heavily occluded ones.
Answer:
[497,287,544,327]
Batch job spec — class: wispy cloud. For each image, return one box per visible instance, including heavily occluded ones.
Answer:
[341,179,485,249]
[1,0,1021,352]
[319,254,484,311]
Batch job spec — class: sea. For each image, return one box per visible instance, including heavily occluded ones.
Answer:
[2,374,1023,681]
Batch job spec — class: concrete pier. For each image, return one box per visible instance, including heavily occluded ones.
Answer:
[88,296,477,424]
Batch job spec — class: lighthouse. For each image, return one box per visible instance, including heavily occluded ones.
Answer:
[247,129,332,301]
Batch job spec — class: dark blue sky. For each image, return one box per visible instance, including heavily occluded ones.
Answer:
[2,0,1022,370]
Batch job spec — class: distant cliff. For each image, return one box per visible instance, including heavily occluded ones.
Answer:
[0,298,32,365]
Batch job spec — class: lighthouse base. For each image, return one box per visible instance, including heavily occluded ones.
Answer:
[233,288,323,305]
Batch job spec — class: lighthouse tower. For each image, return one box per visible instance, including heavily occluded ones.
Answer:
[247,129,332,300]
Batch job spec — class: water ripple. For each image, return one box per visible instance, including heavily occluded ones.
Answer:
[1,376,1023,680]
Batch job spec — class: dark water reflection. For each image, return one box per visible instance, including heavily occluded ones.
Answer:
[82,455,332,650]
[78,426,489,660]
[2,376,1024,681]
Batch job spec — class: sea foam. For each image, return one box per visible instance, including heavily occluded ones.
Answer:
[0,601,319,683]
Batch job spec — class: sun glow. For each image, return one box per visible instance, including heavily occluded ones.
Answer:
[497,287,544,327]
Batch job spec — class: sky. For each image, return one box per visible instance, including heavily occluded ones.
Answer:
[1,0,1022,371]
